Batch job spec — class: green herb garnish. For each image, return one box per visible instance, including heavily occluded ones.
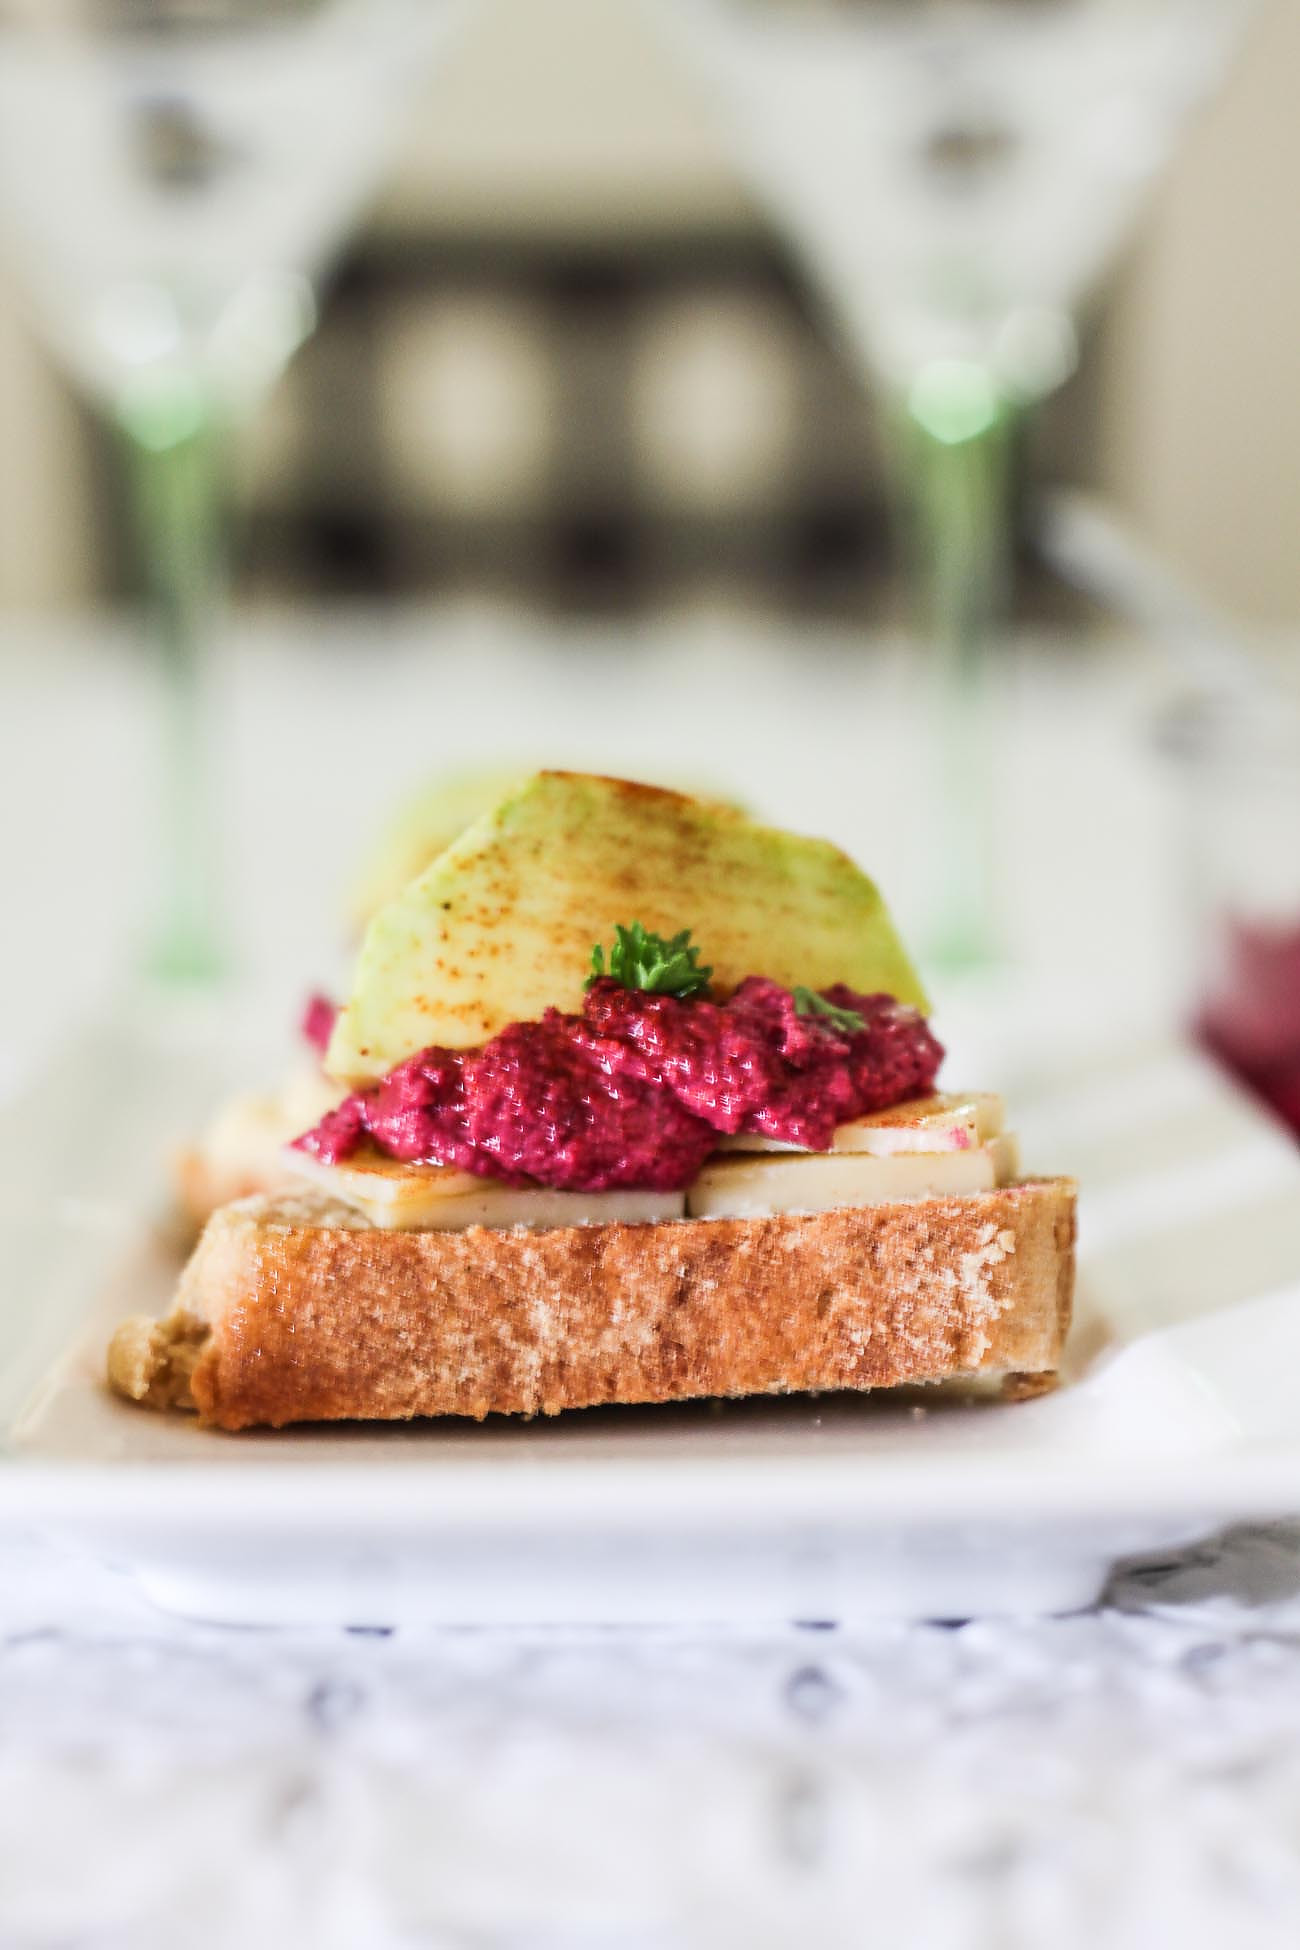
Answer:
[793,985,864,1034]
[586,923,714,999]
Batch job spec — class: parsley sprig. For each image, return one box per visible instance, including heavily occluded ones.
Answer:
[793,986,865,1034]
[587,923,714,999]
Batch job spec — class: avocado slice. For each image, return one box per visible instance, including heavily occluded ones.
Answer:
[347,766,526,934]
[327,772,928,1082]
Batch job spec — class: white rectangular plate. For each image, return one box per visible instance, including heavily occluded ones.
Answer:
[3,1003,1300,1624]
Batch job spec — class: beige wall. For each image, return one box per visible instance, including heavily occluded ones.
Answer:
[1,0,1296,619]
[0,283,101,608]
[1097,0,1300,624]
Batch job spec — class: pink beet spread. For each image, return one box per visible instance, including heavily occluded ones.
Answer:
[294,977,942,1193]
[300,992,338,1059]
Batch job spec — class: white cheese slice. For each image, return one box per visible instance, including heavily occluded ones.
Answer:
[685,1133,1019,1220]
[287,1145,685,1232]
[714,1092,1004,1156]
[286,1125,1019,1232]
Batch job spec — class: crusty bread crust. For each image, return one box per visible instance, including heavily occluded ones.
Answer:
[111,1179,1075,1431]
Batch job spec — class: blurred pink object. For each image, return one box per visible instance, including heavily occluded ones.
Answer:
[300,992,337,1059]
[1198,920,1300,1135]
[1166,687,1300,1140]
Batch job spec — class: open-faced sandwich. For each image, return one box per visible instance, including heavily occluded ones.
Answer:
[110,773,1075,1430]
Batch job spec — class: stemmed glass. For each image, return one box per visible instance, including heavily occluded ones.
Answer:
[0,0,469,984]
[648,0,1255,966]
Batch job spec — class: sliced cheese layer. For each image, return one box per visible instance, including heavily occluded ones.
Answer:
[288,1146,685,1232]
[685,1134,1019,1220]
[714,1091,1003,1157]
[287,1118,1019,1232]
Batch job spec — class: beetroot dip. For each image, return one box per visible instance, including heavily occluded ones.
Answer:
[294,977,942,1193]
[299,992,338,1059]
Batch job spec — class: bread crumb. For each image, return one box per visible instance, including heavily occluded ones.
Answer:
[107,1309,209,1412]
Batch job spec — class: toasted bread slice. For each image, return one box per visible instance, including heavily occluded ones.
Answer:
[109,1180,1075,1431]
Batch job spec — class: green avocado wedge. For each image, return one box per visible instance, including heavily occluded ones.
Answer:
[327,772,928,1082]
[347,766,527,935]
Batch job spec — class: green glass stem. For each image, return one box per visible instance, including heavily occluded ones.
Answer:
[119,406,230,988]
[896,390,1018,972]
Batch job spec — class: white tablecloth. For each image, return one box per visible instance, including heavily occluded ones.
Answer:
[3,610,1297,1945]
[5,1524,1300,1947]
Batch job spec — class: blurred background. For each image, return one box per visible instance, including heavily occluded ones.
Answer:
[4,0,1299,621]
[2,0,1298,1134]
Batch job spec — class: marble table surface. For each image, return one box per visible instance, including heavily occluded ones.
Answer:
[6,1523,1300,1948]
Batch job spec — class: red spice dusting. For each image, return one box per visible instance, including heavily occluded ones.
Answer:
[294,977,943,1191]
